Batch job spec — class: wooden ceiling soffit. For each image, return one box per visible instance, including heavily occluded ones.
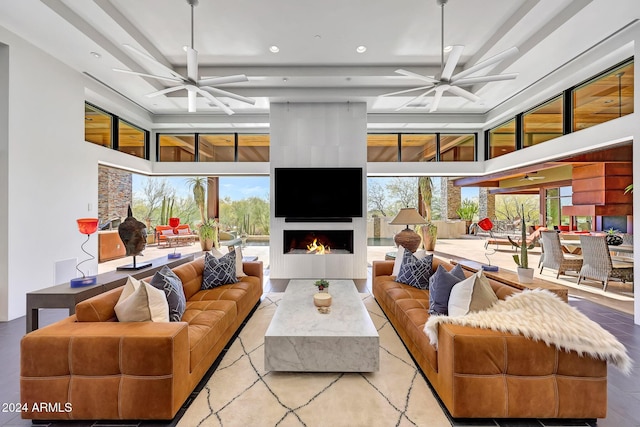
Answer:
[452,162,559,187]
[489,179,573,195]
[555,143,632,163]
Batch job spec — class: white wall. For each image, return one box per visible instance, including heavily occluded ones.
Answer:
[0,43,9,321]
[0,25,153,321]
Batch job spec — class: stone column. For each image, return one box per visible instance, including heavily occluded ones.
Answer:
[442,178,461,219]
[478,187,495,219]
[98,165,132,224]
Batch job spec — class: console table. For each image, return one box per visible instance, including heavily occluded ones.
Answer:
[26,254,195,333]
[451,259,569,302]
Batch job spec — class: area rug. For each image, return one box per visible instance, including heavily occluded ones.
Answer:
[178,292,450,427]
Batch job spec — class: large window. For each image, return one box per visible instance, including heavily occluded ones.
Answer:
[487,119,516,159]
[156,133,270,162]
[117,120,147,158]
[238,134,270,162]
[401,134,436,162]
[523,96,563,148]
[573,61,634,131]
[545,186,572,228]
[367,133,475,162]
[158,134,196,162]
[85,103,112,148]
[367,134,398,162]
[440,134,475,161]
[85,102,149,159]
[199,134,234,162]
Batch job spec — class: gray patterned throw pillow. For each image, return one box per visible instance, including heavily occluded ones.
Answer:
[149,266,186,322]
[396,249,434,290]
[202,251,238,290]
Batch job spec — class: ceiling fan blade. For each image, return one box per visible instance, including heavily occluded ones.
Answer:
[146,85,187,98]
[440,45,464,81]
[429,87,445,112]
[201,86,256,105]
[447,85,481,103]
[122,43,186,81]
[394,87,437,111]
[113,68,183,83]
[195,87,235,115]
[187,89,197,113]
[198,75,249,86]
[185,47,198,82]
[380,85,435,97]
[451,46,519,82]
[452,73,519,86]
[395,69,439,84]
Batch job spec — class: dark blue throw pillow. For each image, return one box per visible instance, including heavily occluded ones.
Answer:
[202,251,238,290]
[396,249,434,290]
[149,265,186,322]
[428,264,466,315]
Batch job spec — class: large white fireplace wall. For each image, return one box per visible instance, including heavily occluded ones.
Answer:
[269,102,367,282]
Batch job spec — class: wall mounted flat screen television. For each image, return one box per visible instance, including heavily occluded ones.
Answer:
[274,167,363,220]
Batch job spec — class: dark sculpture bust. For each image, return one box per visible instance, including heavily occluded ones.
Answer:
[118,206,147,256]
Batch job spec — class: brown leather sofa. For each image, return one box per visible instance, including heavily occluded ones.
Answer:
[373,258,607,419]
[20,257,263,421]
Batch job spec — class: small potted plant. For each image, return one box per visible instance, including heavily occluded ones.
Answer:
[314,279,330,292]
[507,205,536,284]
[313,279,331,309]
[605,227,623,246]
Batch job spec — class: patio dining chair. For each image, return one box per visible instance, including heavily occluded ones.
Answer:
[539,230,583,278]
[577,235,634,291]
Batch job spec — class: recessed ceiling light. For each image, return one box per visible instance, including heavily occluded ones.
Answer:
[314,34,322,39]
[443,46,453,53]
[90,51,101,59]
[356,45,367,53]
[269,45,280,53]
[282,77,288,83]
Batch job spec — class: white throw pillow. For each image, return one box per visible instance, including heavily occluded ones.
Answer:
[115,276,169,322]
[447,271,498,317]
[392,245,427,277]
[211,246,246,278]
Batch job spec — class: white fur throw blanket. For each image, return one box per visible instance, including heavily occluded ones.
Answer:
[424,289,632,374]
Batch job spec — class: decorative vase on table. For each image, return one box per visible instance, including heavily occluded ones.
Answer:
[605,228,623,246]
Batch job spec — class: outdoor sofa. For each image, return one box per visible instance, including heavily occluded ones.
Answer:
[372,258,608,419]
[20,256,263,421]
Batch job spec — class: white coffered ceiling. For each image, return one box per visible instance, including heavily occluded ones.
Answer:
[0,0,637,129]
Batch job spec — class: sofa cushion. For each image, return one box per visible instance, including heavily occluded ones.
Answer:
[448,271,498,317]
[428,264,465,315]
[150,265,187,322]
[114,276,169,322]
[212,246,246,278]
[391,245,427,276]
[202,252,238,289]
[396,249,433,289]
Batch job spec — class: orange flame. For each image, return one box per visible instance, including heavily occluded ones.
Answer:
[307,238,331,255]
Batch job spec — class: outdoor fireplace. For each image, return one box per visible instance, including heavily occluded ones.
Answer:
[283,230,354,254]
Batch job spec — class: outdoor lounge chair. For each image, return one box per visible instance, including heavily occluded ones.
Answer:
[480,217,541,250]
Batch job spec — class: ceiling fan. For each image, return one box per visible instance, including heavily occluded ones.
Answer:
[381,0,519,112]
[113,0,254,114]
[520,173,545,181]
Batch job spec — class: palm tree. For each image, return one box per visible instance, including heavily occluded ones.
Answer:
[185,177,207,223]
[185,177,218,250]
[418,176,437,251]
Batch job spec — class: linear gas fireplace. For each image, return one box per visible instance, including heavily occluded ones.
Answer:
[284,230,354,255]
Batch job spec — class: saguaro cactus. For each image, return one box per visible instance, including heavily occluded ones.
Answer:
[507,205,535,269]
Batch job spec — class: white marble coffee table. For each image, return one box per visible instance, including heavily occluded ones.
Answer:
[264,279,379,372]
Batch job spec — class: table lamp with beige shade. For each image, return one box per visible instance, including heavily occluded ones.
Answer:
[389,207,427,253]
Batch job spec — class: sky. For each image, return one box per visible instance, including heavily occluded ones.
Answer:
[131,174,477,202]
